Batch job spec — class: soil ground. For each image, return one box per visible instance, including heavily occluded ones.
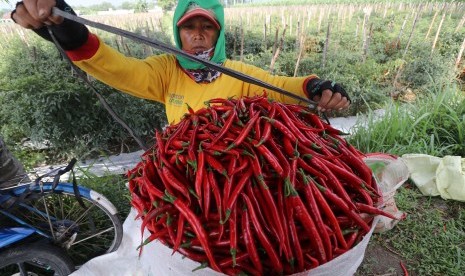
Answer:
[357,242,407,276]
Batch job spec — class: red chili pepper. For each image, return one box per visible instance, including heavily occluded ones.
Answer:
[400,261,409,276]
[194,145,205,202]
[210,108,237,146]
[315,180,371,233]
[246,184,274,237]
[304,253,320,269]
[355,202,399,220]
[309,177,348,249]
[284,179,327,263]
[187,123,199,170]
[297,170,333,261]
[231,155,250,174]
[229,206,238,267]
[307,155,357,211]
[168,197,221,272]
[130,190,147,215]
[221,157,237,218]
[274,179,293,263]
[297,157,328,180]
[320,157,380,199]
[203,167,211,220]
[164,120,189,153]
[205,153,228,178]
[172,214,185,253]
[139,204,173,251]
[140,176,164,201]
[137,228,169,255]
[338,144,373,187]
[241,207,263,274]
[254,106,276,147]
[249,152,286,248]
[265,136,291,177]
[160,165,191,203]
[207,170,224,236]
[241,193,283,274]
[224,168,253,222]
[177,247,208,263]
[285,192,303,272]
[227,112,260,151]
[218,251,249,269]
[263,116,298,141]
[275,103,314,146]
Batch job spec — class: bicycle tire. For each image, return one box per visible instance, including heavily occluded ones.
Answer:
[0,241,75,276]
[6,183,123,266]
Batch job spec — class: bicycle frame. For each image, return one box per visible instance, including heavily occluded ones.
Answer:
[0,227,35,248]
[1,182,118,242]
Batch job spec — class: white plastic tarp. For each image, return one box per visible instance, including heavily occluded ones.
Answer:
[71,208,378,276]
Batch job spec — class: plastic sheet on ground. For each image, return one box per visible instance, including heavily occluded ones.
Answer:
[402,154,465,201]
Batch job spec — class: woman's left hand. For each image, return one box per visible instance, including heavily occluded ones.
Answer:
[306,78,351,112]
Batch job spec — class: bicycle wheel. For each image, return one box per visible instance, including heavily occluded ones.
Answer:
[0,241,75,276]
[7,183,123,266]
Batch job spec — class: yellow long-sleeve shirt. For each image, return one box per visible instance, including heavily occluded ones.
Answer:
[70,35,315,124]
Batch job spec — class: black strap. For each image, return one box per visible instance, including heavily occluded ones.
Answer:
[47,28,148,151]
[70,168,87,210]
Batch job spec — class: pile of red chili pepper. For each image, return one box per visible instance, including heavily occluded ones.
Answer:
[127,94,396,275]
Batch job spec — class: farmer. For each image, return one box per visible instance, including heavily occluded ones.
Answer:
[11,0,351,124]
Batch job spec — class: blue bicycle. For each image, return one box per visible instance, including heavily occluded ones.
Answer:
[0,158,123,275]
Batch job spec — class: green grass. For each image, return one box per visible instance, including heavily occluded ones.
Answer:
[348,85,465,158]
[75,172,132,219]
[360,183,465,275]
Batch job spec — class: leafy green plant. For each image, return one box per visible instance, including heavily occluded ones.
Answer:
[0,37,167,160]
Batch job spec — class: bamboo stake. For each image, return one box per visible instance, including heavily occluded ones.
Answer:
[294,33,305,77]
[425,9,438,39]
[263,16,267,47]
[361,10,369,54]
[393,4,423,86]
[269,25,288,74]
[322,21,331,68]
[455,13,465,33]
[240,16,244,62]
[289,15,293,36]
[271,26,279,59]
[363,23,373,62]
[233,26,237,59]
[456,36,465,69]
[431,10,446,56]
[402,4,422,58]
[396,13,409,47]
[318,8,324,33]
[307,9,312,29]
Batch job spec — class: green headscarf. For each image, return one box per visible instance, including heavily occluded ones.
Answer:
[173,0,226,70]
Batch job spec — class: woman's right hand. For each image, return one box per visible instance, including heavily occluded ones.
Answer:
[11,0,64,29]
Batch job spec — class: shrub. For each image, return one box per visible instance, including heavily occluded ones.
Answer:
[0,37,167,159]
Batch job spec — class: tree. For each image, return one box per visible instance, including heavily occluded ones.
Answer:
[92,2,115,11]
[135,0,149,13]
[158,0,176,12]
[121,1,136,10]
